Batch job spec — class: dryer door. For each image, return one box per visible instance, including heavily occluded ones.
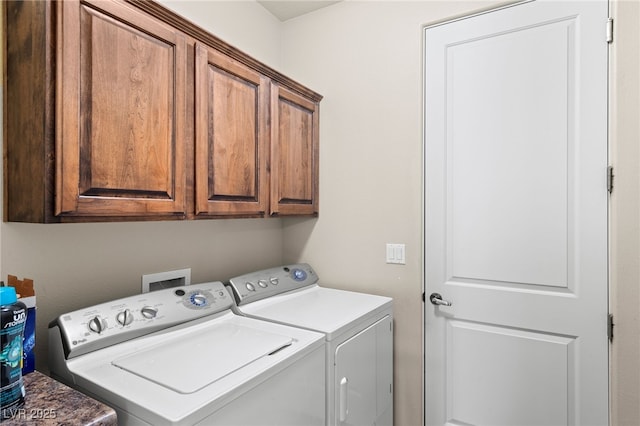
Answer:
[335,315,393,426]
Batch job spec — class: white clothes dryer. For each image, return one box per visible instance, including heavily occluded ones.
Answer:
[48,281,325,426]
[227,264,393,426]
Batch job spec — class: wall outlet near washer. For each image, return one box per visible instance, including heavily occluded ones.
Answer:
[142,268,192,293]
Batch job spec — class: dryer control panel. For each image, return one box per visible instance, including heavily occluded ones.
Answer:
[227,264,319,306]
[50,281,232,359]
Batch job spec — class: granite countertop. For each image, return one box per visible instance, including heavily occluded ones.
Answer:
[2,371,117,425]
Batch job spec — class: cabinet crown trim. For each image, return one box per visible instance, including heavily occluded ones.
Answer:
[125,0,323,102]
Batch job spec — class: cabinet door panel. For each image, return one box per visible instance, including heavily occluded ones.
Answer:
[57,0,186,217]
[195,43,268,216]
[271,85,319,216]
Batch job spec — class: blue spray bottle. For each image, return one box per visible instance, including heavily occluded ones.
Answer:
[0,286,27,420]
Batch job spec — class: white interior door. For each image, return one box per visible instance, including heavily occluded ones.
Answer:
[424,1,609,425]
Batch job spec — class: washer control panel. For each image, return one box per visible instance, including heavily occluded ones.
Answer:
[227,263,318,306]
[51,281,232,359]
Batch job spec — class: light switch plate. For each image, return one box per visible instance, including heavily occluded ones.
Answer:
[386,243,406,264]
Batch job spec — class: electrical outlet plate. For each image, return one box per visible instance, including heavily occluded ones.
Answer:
[386,243,406,264]
[142,268,191,293]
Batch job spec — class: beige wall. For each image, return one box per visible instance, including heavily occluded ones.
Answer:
[158,0,282,66]
[278,2,498,425]
[279,1,640,425]
[610,1,640,425]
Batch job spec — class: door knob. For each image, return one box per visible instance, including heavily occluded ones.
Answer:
[429,293,452,307]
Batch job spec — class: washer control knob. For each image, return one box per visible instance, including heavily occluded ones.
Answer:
[116,309,134,326]
[191,293,208,307]
[270,277,279,285]
[258,280,268,288]
[246,282,256,292]
[88,316,106,334]
[141,306,158,319]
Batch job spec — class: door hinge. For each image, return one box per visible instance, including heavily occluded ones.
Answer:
[608,314,614,343]
[607,18,614,44]
[607,166,614,194]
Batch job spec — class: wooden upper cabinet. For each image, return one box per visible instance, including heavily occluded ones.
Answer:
[270,84,320,216]
[4,0,321,222]
[56,0,187,218]
[194,43,269,217]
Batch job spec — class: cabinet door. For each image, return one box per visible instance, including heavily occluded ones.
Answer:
[270,84,319,216]
[56,0,187,218]
[194,43,269,217]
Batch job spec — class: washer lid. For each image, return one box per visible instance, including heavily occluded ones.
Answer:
[112,323,292,394]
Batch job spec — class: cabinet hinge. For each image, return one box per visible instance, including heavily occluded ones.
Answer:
[607,166,614,194]
[608,314,614,343]
[607,18,614,44]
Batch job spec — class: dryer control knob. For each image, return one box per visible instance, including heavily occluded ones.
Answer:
[292,269,307,281]
[246,282,256,292]
[270,277,279,285]
[116,309,134,326]
[141,306,158,319]
[258,280,268,288]
[88,316,106,334]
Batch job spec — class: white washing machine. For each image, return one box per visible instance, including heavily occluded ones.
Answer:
[48,281,325,426]
[227,264,393,426]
